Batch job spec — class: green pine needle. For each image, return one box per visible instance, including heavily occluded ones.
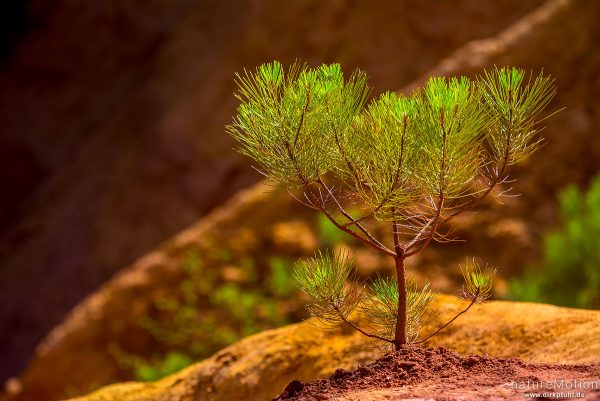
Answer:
[293,250,363,327]
[360,276,436,342]
[460,258,496,302]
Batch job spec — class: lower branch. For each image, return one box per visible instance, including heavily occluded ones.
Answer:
[412,290,479,345]
[332,304,394,344]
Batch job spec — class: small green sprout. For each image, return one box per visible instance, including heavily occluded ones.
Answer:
[293,250,362,327]
[460,259,496,302]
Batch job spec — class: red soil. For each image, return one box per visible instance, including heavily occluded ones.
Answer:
[273,346,600,401]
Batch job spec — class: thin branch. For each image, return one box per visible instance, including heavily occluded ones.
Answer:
[293,87,311,147]
[332,304,394,344]
[283,142,380,253]
[318,205,396,257]
[341,115,409,228]
[439,162,506,225]
[328,103,361,185]
[288,190,320,210]
[304,185,388,254]
[404,113,448,256]
[316,178,393,254]
[403,194,444,257]
[440,94,514,224]
[284,137,393,255]
[412,288,480,345]
[405,98,516,256]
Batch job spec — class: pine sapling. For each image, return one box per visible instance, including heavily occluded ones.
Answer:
[228,62,557,349]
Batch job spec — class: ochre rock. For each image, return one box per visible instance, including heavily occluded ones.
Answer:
[70,295,600,401]
[0,183,285,401]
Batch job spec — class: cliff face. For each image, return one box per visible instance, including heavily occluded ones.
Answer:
[0,0,543,384]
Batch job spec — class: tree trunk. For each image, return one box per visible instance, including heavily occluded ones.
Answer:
[394,255,407,350]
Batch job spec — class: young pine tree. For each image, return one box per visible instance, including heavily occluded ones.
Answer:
[228,62,556,350]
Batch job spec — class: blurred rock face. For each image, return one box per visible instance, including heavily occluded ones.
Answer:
[0,0,543,383]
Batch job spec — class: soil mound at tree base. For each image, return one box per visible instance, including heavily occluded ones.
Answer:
[274,345,600,401]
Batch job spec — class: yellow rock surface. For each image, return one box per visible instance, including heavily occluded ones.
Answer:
[71,295,600,401]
